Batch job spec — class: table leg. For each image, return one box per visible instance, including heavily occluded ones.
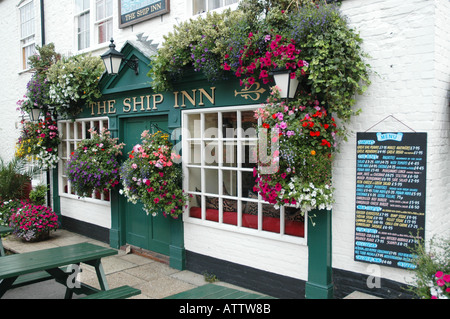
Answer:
[85,259,109,291]
[0,276,18,298]
[0,239,5,257]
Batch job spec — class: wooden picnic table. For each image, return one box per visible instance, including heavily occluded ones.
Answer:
[0,226,13,257]
[0,242,118,298]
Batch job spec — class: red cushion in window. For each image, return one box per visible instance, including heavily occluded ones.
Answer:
[189,207,304,237]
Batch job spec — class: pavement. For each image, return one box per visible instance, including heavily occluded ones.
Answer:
[1,229,259,299]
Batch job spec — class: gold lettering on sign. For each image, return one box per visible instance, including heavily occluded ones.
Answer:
[90,100,117,115]
[153,94,163,109]
[173,87,216,108]
[123,97,132,113]
[133,96,145,112]
[234,82,266,101]
[108,100,116,114]
[198,87,215,106]
[150,3,162,12]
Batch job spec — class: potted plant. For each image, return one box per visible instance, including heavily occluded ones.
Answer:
[407,235,450,299]
[0,157,38,201]
[9,202,59,242]
[66,127,124,198]
[120,130,190,218]
[46,54,104,119]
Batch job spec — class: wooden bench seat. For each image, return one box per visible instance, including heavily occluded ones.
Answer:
[81,285,141,299]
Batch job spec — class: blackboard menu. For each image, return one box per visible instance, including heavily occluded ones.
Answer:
[354,132,426,269]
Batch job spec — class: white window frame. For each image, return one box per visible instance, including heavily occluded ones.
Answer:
[19,0,36,70]
[192,0,239,15]
[58,117,111,206]
[94,0,113,45]
[74,0,113,53]
[182,106,307,245]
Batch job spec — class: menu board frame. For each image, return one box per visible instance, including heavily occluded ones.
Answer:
[354,132,427,269]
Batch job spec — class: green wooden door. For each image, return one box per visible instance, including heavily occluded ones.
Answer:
[122,115,171,255]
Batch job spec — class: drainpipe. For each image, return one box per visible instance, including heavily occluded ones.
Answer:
[40,0,45,45]
[40,0,52,209]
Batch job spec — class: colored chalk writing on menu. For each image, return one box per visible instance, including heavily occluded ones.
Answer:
[355,132,427,269]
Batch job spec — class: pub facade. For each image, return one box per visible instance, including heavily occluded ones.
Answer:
[1,0,449,299]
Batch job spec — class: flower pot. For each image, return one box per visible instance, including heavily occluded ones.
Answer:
[22,230,50,243]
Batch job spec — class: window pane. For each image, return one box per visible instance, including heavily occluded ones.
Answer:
[187,141,201,165]
[187,114,201,139]
[193,0,206,14]
[204,140,218,166]
[96,0,105,20]
[222,112,237,138]
[223,170,237,196]
[242,141,257,168]
[188,167,201,192]
[223,141,237,167]
[241,110,257,138]
[262,204,280,234]
[208,0,221,10]
[204,168,218,194]
[204,113,218,139]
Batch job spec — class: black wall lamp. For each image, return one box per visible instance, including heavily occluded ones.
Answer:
[101,38,139,75]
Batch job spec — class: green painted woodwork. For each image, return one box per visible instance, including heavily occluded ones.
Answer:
[81,285,141,299]
[0,226,12,257]
[0,243,116,278]
[305,209,334,299]
[118,115,184,264]
[165,283,275,299]
[0,243,117,298]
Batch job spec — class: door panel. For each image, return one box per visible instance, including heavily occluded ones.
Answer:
[122,115,171,255]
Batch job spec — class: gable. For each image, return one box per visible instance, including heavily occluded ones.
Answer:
[99,37,157,95]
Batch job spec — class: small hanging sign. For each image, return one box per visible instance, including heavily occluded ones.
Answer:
[354,132,426,269]
[119,0,170,28]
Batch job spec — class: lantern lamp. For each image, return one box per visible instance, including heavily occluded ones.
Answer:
[270,69,299,100]
[101,38,139,75]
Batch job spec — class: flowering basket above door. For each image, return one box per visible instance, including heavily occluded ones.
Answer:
[120,130,190,219]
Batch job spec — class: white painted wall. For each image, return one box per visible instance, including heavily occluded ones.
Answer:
[333,0,450,285]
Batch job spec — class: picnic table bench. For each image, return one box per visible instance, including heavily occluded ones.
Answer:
[0,226,13,257]
[0,242,140,299]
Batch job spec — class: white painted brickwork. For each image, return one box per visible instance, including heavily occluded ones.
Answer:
[0,0,448,286]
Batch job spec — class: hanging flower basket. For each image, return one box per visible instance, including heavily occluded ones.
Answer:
[15,116,61,169]
[120,130,190,218]
[46,54,104,119]
[253,88,335,214]
[66,128,124,197]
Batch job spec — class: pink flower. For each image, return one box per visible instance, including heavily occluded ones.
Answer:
[436,279,445,287]
[435,271,444,278]
[443,274,450,283]
[154,198,160,203]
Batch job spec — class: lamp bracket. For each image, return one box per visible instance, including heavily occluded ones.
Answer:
[123,58,139,75]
